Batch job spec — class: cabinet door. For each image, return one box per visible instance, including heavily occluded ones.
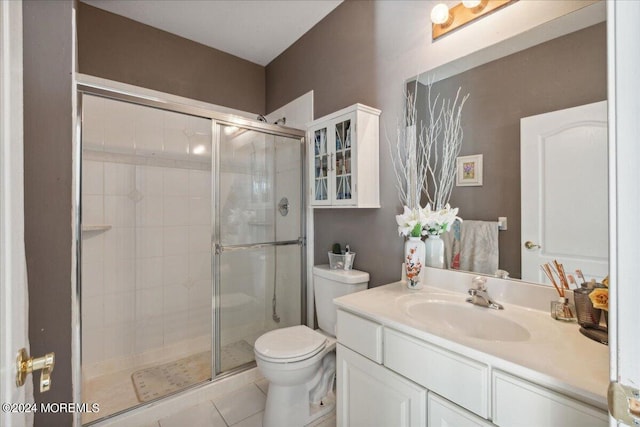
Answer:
[309,124,331,205]
[337,344,426,427]
[428,393,493,427]
[331,113,356,206]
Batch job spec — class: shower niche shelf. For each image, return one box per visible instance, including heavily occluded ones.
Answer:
[82,224,112,232]
[308,103,380,208]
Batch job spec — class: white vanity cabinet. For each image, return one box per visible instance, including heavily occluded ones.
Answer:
[336,307,608,427]
[308,104,380,208]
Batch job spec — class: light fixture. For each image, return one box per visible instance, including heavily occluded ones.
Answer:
[430,3,453,27]
[431,0,515,41]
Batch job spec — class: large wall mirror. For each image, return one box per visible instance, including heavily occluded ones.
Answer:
[409,2,607,286]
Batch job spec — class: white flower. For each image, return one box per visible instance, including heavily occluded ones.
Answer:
[420,204,462,235]
[396,206,422,237]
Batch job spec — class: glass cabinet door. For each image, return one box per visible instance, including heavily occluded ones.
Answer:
[334,117,353,202]
[312,127,330,203]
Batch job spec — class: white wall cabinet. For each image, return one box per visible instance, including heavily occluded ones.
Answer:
[337,344,427,427]
[336,308,608,427]
[308,104,380,208]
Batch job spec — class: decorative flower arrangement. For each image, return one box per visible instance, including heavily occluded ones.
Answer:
[396,204,462,238]
[589,277,609,311]
[389,83,468,236]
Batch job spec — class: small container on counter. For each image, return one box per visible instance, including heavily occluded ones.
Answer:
[550,297,576,322]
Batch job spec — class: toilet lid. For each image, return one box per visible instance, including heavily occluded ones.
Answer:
[254,325,327,361]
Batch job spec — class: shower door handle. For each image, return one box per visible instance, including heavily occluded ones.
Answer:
[215,239,303,254]
[329,153,334,171]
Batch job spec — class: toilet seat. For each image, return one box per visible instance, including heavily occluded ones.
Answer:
[254,325,327,363]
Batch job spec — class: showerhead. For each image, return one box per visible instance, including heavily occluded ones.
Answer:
[257,114,267,122]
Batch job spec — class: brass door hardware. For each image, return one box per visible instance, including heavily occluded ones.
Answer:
[524,241,541,249]
[16,348,55,392]
[609,381,640,425]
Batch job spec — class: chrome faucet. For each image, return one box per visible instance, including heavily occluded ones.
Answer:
[466,276,504,310]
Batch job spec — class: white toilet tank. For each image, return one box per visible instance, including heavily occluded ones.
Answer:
[313,265,369,337]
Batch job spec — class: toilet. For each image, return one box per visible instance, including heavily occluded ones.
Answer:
[254,265,369,427]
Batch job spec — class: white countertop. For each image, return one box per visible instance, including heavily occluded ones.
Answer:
[334,281,609,410]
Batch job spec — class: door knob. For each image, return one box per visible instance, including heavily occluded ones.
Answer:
[16,348,55,392]
[524,241,541,249]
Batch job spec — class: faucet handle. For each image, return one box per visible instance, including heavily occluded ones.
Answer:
[471,276,487,290]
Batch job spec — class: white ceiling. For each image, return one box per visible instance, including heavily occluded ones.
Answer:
[81,0,343,66]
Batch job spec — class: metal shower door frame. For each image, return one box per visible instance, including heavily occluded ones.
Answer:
[211,121,307,377]
[74,81,306,423]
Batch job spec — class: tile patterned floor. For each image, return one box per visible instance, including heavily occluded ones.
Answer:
[147,380,336,427]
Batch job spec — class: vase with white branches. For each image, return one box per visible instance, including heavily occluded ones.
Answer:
[390,81,468,278]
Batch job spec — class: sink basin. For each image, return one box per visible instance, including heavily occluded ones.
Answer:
[398,296,531,342]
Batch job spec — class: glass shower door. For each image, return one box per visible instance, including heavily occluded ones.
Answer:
[215,125,303,373]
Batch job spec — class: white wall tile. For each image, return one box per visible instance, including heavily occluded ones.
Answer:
[189,226,211,254]
[136,195,163,227]
[163,255,188,286]
[189,197,210,226]
[163,312,190,345]
[134,318,164,354]
[82,195,104,225]
[189,134,212,162]
[163,196,189,226]
[104,163,135,195]
[135,104,164,154]
[188,116,212,136]
[103,258,135,295]
[137,166,164,196]
[163,285,189,315]
[163,226,188,256]
[104,196,136,227]
[104,291,135,326]
[103,228,136,263]
[103,325,134,359]
[81,294,104,332]
[136,257,164,290]
[103,99,136,153]
[189,252,212,281]
[189,170,211,198]
[82,326,104,365]
[82,160,104,195]
[82,95,104,150]
[163,169,189,196]
[81,260,104,298]
[81,233,104,265]
[136,227,164,259]
[136,288,163,321]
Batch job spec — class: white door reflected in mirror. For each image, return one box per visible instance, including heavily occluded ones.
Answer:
[520,101,608,284]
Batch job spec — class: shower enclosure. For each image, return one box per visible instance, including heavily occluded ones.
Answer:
[77,88,305,424]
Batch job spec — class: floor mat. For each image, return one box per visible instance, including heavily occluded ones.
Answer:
[131,340,255,403]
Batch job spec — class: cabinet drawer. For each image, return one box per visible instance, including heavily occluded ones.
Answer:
[337,309,383,363]
[492,370,608,427]
[384,328,489,418]
[428,393,493,427]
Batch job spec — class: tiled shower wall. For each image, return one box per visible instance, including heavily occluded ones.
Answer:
[81,95,213,376]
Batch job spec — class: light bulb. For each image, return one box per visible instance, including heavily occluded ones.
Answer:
[462,0,482,8]
[430,3,451,25]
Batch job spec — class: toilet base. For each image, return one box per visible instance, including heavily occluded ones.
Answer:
[262,384,335,427]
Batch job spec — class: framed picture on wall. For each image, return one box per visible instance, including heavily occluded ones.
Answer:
[456,154,483,186]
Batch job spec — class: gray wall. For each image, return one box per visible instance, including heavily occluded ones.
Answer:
[23,1,74,425]
[266,0,402,287]
[416,22,606,278]
[77,2,265,114]
[266,1,606,286]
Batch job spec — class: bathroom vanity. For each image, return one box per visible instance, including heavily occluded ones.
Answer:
[334,276,609,427]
